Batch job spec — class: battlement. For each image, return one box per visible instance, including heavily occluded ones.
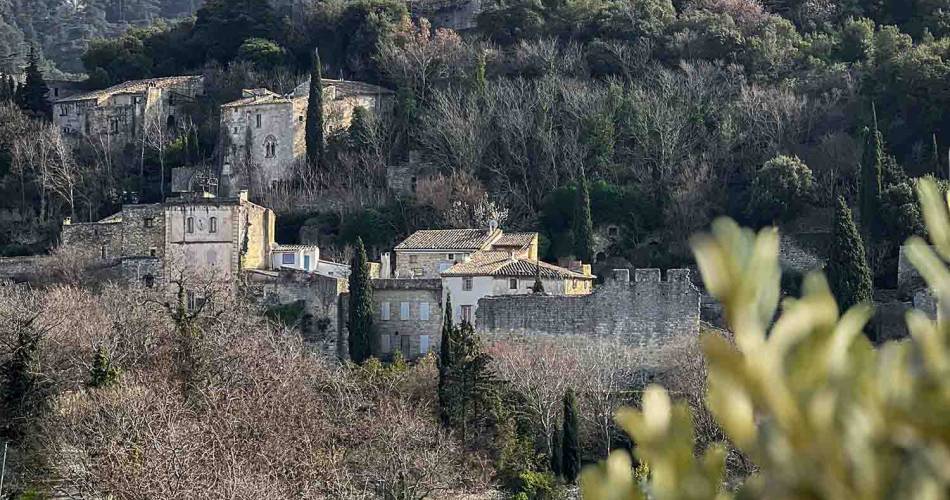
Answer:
[613,268,691,284]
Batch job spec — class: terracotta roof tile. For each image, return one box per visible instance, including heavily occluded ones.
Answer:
[395,229,498,251]
[492,232,536,248]
[56,76,202,104]
[442,252,592,279]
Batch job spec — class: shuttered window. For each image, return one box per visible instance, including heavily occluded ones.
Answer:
[400,302,410,320]
[419,303,430,321]
[381,302,391,320]
[380,335,391,353]
[419,335,430,354]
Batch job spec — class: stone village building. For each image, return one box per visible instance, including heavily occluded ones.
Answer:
[219,78,394,188]
[53,76,204,148]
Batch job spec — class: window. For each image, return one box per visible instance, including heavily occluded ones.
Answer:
[380,334,392,353]
[59,105,67,116]
[509,278,518,290]
[409,255,418,264]
[419,335,430,354]
[463,277,473,291]
[281,253,296,265]
[143,275,154,288]
[100,245,106,259]
[420,302,430,321]
[186,217,194,233]
[303,255,311,270]
[144,217,154,228]
[209,217,217,233]
[608,226,619,237]
[400,302,410,320]
[447,253,455,260]
[298,116,304,122]
[233,127,238,134]
[256,114,262,128]
[149,247,157,257]
[54,87,59,97]
[411,176,418,193]
[109,118,119,134]
[168,94,176,106]
[461,305,473,323]
[381,302,391,321]
[264,136,278,158]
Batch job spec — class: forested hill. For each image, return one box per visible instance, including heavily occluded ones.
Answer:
[0,0,203,74]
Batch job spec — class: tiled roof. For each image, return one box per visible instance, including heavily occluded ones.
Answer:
[395,229,498,251]
[493,232,536,248]
[221,89,293,108]
[293,78,395,99]
[273,244,319,251]
[442,252,592,279]
[56,76,202,104]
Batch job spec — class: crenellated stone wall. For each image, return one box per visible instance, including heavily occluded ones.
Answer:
[475,268,701,348]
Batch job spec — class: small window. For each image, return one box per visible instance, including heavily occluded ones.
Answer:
[509,278,518,290]
[419,335,430,354]
[411,176,418,193]
[420,302,430,321]
[256,114,262,128]
[143,275,154,288]
[209,217,217,233]
[144,217,154,228]
[233,127,238,134]
[109,118,119,134]
[186,217,194,233]
[461,305,473,323]
[463,277,473,291]
[100,245,106,259]
[409,255,418,264]
[281,253,296,265]
[264,136,278,158]
[59,105,67,116]
[298,116,304,122]
[149,247,157,257]
[54,87,59,97]
[447,253,455,260]
[400,302,410,320]
[381,302,391,321]
[380,334,392,353]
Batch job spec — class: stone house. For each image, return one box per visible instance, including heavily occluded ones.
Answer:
[392,227,539,279]
[53,76,204,148]
[373,278,443,361]
[442,252,594,323]
[219,79,394,187]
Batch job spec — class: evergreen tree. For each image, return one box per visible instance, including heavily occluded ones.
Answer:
[89,345,120,388]
[442,322,496,445]
[16,47,50,119]
[0,74,10,101]
[551,423,563,477]
[1,324,42,441]
[348,237,375,363]
[532,263,545,294]
[472,51,487,94]
[561,387,581,483]
[573,174,594,263]
[348,106,372,154]
[306,48,325,174]
[860,107,885,237]
[438,293,454,423]
[827,196,874,312]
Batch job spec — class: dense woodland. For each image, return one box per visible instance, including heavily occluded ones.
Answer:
[1,0,950,498]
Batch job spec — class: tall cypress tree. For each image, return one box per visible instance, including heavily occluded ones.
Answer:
[438,293,454,423]
[347,237,375,363]
[561,387,581,483]
[827,196,873,312]
[860,106,884,238]
[16,47,50,119]
[306,48,325,174]
[573,174,594,263]
[551,423,563,477]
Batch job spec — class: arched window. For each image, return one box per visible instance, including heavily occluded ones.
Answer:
[264,136,278,158]
[166,115,177,130]
[186,217,194,234]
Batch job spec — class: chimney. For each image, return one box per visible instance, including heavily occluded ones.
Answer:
[488,219,498,233]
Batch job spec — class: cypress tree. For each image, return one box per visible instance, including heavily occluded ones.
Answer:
[827,196,874,312]
[551,423,563,477]
[438,293,454,423]
[532,263,545,294]
[860,106,884,237]
[0,75,9,101]
[16,47,50,119]
[561,387,581,483]
[89,345,119,388]
[347,237,375,363]
[306,48,325,174]
[349,106,372,154]
[573,174,594,263]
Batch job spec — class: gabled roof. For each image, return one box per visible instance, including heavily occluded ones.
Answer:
[221,89,294,109]
[292,78,395,99]
[492,232,536,249]
[442,252,592,279]
[395,229,499,251]
[56,76,202,104]
[273,244,319,251]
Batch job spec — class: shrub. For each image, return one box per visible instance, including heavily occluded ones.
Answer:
[581,178,950,498]
[746,155,815,225]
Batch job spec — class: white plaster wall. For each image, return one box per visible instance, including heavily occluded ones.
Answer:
[443,275,494,323]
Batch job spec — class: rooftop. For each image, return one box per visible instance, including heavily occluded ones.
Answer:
[224,78,394,108]
[493,232,536,249]
[273,244,320,252]
[395,229,499,251]
[56,76,202,104]
[442,252,593,279]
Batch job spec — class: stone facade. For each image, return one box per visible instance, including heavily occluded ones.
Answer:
[475,269,700,348]
[247,269,348,355]
[386,152,436,198]
[373,278,443,360]
[53,76,204,149]
[220,79,394,186]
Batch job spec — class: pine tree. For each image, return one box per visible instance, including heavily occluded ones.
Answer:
[438,293,454,423]
[551,423,563,477]
[561,387,581,483]
[306,48,325,174]
[860,106,884,238]
[89,345,120,388]
[573,174,594,263]
[15,47,50,119]
[348,237,375,363]
[827,196,874,312]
